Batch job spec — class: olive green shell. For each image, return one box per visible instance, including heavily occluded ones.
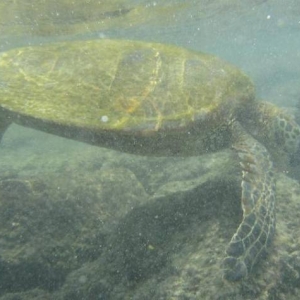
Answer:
[0,39,254,130]
[0,39,254,155]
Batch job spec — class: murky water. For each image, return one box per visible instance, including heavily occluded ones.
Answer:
[0,1,300,299]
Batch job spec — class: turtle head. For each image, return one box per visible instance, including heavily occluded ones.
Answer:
[241,101,300,169]
[273,113,300,163]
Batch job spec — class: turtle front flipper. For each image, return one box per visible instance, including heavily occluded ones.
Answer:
[222,121,276,281]
[0,115,11,143]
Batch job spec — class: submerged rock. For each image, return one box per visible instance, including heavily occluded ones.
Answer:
[0,128,300,299]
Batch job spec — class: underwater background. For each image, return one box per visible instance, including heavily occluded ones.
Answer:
[0,1,300,299]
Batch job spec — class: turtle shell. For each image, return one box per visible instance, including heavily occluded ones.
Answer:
[0,39,254,155]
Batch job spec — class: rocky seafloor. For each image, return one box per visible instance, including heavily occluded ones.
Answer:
[0,125,300,299]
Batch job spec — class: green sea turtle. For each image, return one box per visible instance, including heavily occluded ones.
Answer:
[0,39,299,281]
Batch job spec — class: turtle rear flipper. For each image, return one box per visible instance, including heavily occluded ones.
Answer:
[223,122,276,281]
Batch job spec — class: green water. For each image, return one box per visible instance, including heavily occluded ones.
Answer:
[0,1,300,299]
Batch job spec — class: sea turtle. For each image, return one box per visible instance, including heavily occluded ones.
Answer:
[0,39,299,281]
